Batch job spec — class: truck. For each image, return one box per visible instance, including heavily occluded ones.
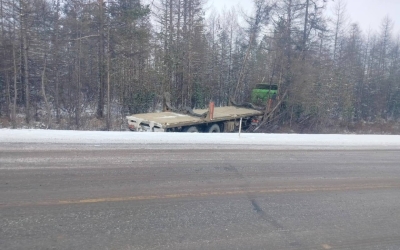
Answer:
[251,84,278,105]
[126,92,268,133]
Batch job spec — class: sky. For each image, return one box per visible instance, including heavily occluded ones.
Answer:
[207,0,400,34]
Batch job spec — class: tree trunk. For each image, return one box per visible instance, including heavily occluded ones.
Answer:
[97,0,105,119]
[20,0,30,124]
[12,45,17,128]
[5,71,11,120]
[54,0,61,123]
[75,35,82,128]
[41,56,51,128]
[302,0,309,60]
[106,26,111,130]
[0,0,6,119]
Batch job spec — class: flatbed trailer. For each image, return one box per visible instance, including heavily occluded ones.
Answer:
[126,105,264,133]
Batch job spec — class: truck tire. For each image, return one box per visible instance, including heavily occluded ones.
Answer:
[207,124,221,133]
[183,126,199,133]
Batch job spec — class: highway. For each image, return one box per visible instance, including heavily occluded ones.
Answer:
[1,142,400,250]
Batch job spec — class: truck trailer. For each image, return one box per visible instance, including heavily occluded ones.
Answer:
[126,93,265,133]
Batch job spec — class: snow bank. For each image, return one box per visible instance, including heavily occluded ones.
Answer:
[1,129,400,149]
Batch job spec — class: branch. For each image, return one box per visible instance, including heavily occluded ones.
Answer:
[254,89,288,132]
[69,35,100,41]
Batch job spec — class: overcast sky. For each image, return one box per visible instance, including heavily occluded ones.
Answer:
[207,0,400,35]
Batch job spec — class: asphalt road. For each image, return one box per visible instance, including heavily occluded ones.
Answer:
[1,143,400,250]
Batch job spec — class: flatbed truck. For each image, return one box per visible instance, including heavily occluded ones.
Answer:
[126,97,264,133]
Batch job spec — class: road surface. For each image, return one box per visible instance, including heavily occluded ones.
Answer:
[1,142,400,250]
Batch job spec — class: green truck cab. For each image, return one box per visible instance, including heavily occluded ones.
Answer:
[251,83,278,105]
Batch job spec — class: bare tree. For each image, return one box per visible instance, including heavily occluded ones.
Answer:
[41,55,51,128]
[331,0,348,62]
[52,0,61,124]
[19,0,30,124]
[233,0,274,101]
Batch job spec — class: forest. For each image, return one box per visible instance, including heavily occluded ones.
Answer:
[0,0,399,133]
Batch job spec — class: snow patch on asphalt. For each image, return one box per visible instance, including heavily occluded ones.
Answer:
[1,129,400,148]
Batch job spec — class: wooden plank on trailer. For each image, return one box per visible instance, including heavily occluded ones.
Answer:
[128,106,263,128]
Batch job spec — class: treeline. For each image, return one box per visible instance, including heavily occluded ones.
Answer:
[0,0,399,131]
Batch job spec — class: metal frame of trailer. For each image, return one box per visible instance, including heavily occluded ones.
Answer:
[126,106,264,132]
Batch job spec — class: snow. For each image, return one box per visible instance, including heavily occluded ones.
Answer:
[1,129,400,149]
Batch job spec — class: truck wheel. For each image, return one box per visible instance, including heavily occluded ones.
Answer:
[183,126,199,133]
[207,124,221,133]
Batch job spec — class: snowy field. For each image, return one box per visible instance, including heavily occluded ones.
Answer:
[1,129,400,149]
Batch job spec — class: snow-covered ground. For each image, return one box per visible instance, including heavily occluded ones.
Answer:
[1,129,400,149]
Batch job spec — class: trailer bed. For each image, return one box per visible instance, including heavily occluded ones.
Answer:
[127,106,263,131]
